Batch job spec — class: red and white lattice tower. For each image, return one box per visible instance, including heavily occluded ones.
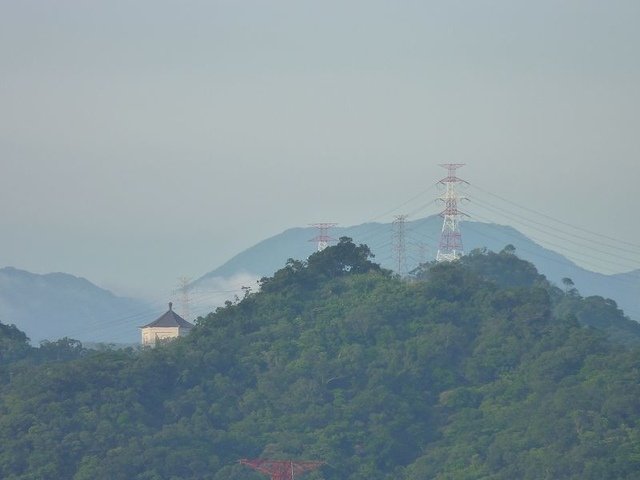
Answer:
[392,214,408,276]
[436,164,468,262]
[309,223,337,252]
[240,459,323,480]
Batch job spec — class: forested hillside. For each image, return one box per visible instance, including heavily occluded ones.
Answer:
[192,217,640,325]
[0,239,639,479]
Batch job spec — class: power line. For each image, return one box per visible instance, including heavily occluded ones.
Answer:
[468,200,640,273]
[365,183,437,222]
[469,183,640,250]
[463,216,639,289]
[470,194,640,262]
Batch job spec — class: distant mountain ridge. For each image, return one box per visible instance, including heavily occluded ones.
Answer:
[0,267,150,343]
[3,217,635,344]
[194,216,640,322]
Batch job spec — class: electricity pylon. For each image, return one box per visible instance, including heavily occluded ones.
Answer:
[177,276,191,322]
[392,214,408,276]
[309,223,337,252]
[436,164,468,262]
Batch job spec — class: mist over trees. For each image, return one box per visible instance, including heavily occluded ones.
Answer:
[0,239,639,479]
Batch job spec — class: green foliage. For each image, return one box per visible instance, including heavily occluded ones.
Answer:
[555,294,640,345]
[0,242,639,479]
[0,323,31,364]
[0,323,32,385]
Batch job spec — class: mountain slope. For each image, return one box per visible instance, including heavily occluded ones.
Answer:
[0,242,639,479]
[193,217,640,322]
[0,267,149,343]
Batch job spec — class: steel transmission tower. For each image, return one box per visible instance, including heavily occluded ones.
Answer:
[240,459,323,480]
[436,164,468,262]
[177,276,191,322]
[309,223,337,252]
[392,214,408,276]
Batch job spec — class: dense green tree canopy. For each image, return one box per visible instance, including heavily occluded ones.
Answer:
[0,241,639,479]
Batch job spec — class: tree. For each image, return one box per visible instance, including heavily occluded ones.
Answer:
[307,237,384,277]
[562,277,579,297]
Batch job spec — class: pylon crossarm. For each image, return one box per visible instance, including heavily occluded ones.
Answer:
[240,459,323,480]
[436,163,468,262]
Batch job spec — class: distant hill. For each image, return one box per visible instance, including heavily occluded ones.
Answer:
[0,267,150,343]
[193,216,640,323]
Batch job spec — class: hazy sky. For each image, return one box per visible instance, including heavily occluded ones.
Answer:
[1,1,639,298]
